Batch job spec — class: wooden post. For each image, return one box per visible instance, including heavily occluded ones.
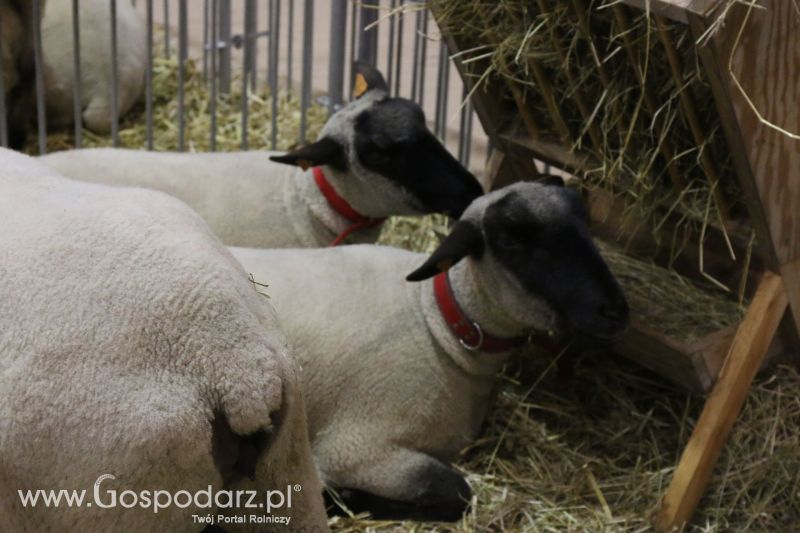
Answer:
[653,272,788,531]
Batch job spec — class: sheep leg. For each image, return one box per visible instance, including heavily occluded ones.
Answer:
[82,98,112,134]
[325,451,471,522]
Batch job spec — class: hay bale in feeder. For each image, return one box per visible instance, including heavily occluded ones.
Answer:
[432,0,747,276]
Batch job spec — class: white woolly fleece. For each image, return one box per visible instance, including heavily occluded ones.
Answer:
[42,0,146,133]
[39,148,382,249]
[0,149,327,532]
[230,244,541,503]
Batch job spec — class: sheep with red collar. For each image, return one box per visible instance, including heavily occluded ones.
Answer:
[38,62,483,248]
[230,179,630,522]
[0,148,328,532]
[42,0,146,133]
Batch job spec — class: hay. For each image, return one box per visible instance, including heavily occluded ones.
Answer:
[597,241,743,341]
[337,215,800,532]
[331,357,800,532]
[27,51,328,154]
[432,0,749,278]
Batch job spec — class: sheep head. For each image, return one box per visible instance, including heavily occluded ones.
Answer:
[407,179,630,344]
[270,62,484,219]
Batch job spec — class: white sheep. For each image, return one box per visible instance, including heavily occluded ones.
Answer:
[39,62,483,248]
[230,179,630,521]
[0,148,328,532]
[1,0,45,149]
[42,0,146,133]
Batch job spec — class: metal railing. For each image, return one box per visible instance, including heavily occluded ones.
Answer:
[3,0,486,172]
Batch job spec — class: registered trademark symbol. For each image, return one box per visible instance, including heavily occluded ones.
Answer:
[293,484,302,492]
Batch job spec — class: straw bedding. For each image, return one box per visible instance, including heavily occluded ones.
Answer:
[30,38,798,532]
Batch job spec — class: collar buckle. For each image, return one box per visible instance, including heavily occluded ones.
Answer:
[458,322,484,351]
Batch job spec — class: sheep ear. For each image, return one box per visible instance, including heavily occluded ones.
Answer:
[406,221,484,282]
[352,61,389,99]
[269,137,347,171]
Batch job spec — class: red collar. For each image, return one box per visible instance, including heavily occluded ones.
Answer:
[313,167,386,246]
[433,271,567,355]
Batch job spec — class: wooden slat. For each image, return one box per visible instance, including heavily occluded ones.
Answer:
[696,1,800,335]
[615,321,711,391]
[620,0,724,23]
[653,271,788,531]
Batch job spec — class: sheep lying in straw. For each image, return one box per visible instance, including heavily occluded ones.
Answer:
[0,148,327,532]
[38,62,483,248]
[1,0,44,149]
[42,0,146,133]
[231,179,629,521]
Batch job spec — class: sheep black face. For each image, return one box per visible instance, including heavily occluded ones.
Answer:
[407,179,629,344]
[270,62,483,219]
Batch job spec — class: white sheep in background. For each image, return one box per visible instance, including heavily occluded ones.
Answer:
[0,148,328,532]
[39,62,483,248]
[42,0,146,133]
[231,180,630,522]
[1,0,45,149]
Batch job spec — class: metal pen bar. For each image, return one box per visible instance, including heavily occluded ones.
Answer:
[177,0,187,151]
[241,0,256,150]
[163,0,170,57]
[434,41,446,139]
[203,0,209,81]
[219,0,232,94]
[110,0,120,147]
[266,0,272,90]
[32,0,47,154]
[146,0,154,149]
[71,0,83,147]
[417,7,428,107]
[386,0,396,91]
[328,0,347,113]
[357,0,378,65]
[0,8,6,147]
[410,7,421,101]
[464,103,474,167]
[458,84,469,164]
[299,0,313,143]
[210,0,218,151]
[287,0,294,90]
[250,0,258,91]
[393,0,403,96]
[348,0,357,96]
[269,0,281,149]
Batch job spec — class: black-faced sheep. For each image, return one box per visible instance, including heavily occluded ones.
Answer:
[230,179,630,521]
[38,62,483,248]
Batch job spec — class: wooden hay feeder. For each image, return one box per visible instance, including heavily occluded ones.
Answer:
[432,0,800,529]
